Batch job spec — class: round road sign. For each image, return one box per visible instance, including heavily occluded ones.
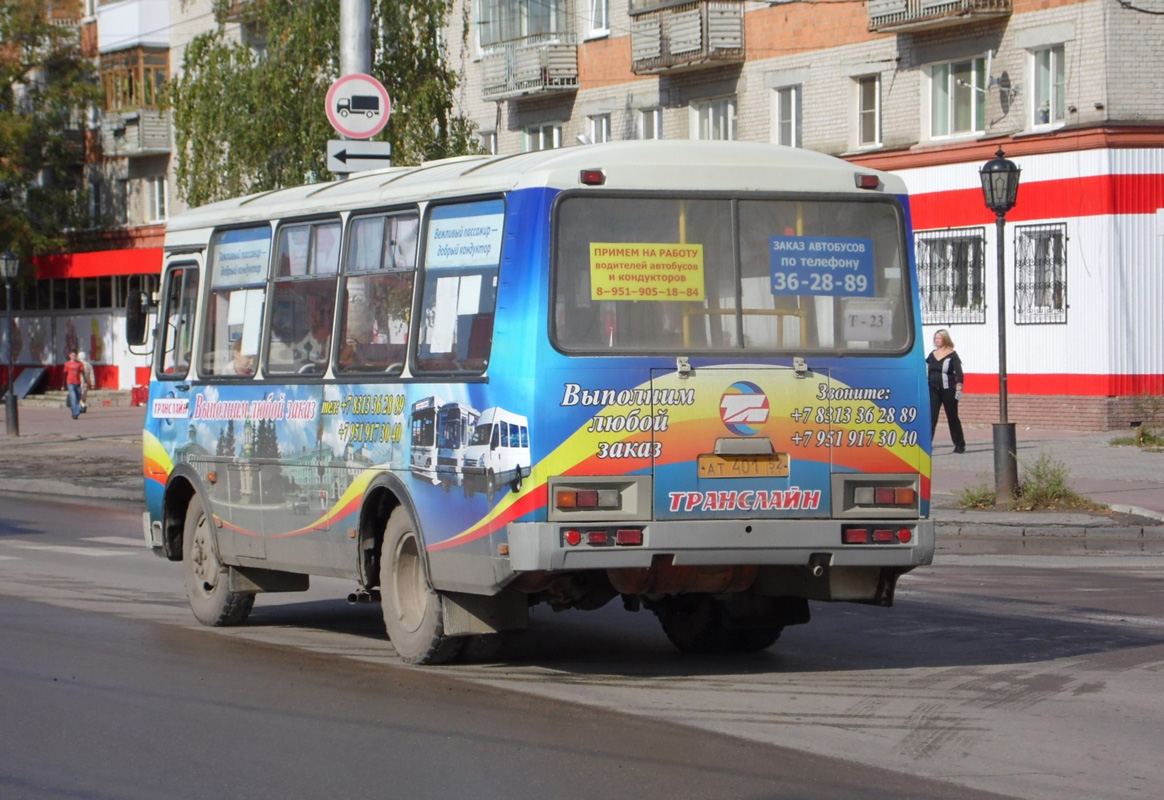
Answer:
[325,73,391,140]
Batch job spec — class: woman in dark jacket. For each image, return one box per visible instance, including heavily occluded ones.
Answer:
[927,329,965,453]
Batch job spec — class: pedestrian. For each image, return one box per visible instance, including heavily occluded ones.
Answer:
[78,351,96,413]
[927,329,965,453]
[64,350,86,420]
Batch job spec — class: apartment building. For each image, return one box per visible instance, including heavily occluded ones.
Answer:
[451,0,1164,429]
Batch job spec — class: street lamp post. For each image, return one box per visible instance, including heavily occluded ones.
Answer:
[1,251,20,438]
[979,147,1022,507]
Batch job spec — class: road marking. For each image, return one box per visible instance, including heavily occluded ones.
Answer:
[83,536,147,548]
[0,555,20,561]
[5,543,136,557]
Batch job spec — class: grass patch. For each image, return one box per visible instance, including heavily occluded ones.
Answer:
[955,451,1107,512]
[1110,426,1164,449]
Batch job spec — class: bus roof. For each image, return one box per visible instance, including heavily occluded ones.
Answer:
[165,141,907,236]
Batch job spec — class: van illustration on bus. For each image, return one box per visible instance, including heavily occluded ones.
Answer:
[461,407,530,500]
[131,141,935,666]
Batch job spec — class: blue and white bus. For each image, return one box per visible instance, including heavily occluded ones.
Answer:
[133,141,934,664]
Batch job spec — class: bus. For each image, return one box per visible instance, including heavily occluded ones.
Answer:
[131,141,935,665]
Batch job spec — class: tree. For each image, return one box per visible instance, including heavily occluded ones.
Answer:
[0,0,100,265]
[171,0,479,208]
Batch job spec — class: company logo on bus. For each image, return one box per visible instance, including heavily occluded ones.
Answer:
[719,381,769,435]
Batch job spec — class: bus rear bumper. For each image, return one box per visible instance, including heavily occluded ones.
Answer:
[507,519,935,573]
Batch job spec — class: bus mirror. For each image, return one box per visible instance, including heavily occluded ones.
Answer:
[126,290,152,346]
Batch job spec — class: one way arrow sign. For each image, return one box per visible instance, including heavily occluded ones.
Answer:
[327,139,393,174]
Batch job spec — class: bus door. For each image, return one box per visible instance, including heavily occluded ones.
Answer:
[650,364,833,521]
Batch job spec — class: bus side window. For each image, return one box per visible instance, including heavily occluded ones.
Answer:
[158,264,199,378]
[338,212,418,376]
[201,226,271,378]
[415,199,504,374]
[266,220,340,376]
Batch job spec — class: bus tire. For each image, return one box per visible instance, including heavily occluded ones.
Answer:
[654,596,735,654]
[380,506,463,665]
[183,496,254,627]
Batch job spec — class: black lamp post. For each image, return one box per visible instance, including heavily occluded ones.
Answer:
[979,147,1021,507]
[1,250,20,438]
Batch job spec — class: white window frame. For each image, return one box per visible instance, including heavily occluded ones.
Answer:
[690,96,737,141]
[772,85,801,148]
[479,131,498,155]
[588,113,611,144]
[930,57,986,139]
[586,0,609,39]
[637,107,662,140]
[857,75,880,148]
[146,175,167,222]
[523,122,562,152]
[1032,45,1066,128]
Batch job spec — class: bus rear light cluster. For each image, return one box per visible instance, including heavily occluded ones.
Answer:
[842,526,913,545]
[562,527,644,547]
[853,486,916,507]
[555,488,621,511]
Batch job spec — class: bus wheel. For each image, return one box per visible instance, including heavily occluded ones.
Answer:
[380,506,463,665]
[731,625,782,652]
[654,596,735,654]
[183,496,254,627]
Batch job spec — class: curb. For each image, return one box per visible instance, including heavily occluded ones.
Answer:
[1,479,143,504]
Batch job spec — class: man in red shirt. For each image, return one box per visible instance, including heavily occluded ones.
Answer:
[64,350,85,420]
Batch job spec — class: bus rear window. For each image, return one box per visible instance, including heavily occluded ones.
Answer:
[552,195,911,354]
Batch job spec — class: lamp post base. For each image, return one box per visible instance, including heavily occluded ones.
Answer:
[993,422,1017,508]
[5,392,18,438]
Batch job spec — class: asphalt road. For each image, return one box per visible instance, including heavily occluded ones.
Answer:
[2,494,1163,800]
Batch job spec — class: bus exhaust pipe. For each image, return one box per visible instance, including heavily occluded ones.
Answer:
[347,590,380,604]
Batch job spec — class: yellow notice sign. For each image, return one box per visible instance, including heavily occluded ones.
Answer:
[590,243,705,301]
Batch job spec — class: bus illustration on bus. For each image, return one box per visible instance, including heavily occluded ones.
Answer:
[436,401,480,489]
[131,140,935,664]
[409,395,443,484]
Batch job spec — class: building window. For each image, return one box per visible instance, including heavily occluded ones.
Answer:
[915,228,987,325]
[477,0,566,48]
[1015,223,1067,324]
[931,58,985,137]
[691,97,736,141]
[100,47,168,112]
[523,123,561,151]
[773,85,801,147]
[637,108,661,140]
[857,76,880,147]
[146,175,167,222]
[1033,45,1066,127]
[588,113,611,144]
[479,131,497,154]
[587,0,609,38]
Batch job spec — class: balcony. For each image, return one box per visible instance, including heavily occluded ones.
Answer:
[101,110,171,158]
[481,34,579,101]
[868,0,1011,33]
[630,1,744,76]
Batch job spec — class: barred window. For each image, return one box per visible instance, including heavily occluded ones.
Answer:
[915,228,986,325]
[1015,222,1067,324]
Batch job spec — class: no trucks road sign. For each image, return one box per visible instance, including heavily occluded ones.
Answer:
[325,73,391,140]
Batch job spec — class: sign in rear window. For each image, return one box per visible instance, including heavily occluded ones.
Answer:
[769,235,874,297]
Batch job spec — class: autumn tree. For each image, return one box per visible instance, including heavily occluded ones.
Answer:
[171,0,479,208]
[0,0,100,265]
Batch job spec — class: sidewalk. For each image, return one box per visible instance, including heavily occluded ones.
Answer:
[2,401,1163,552]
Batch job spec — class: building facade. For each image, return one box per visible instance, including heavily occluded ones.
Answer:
[8,0,1161,428]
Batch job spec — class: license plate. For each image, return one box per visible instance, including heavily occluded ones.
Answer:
[698,453,790,479]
